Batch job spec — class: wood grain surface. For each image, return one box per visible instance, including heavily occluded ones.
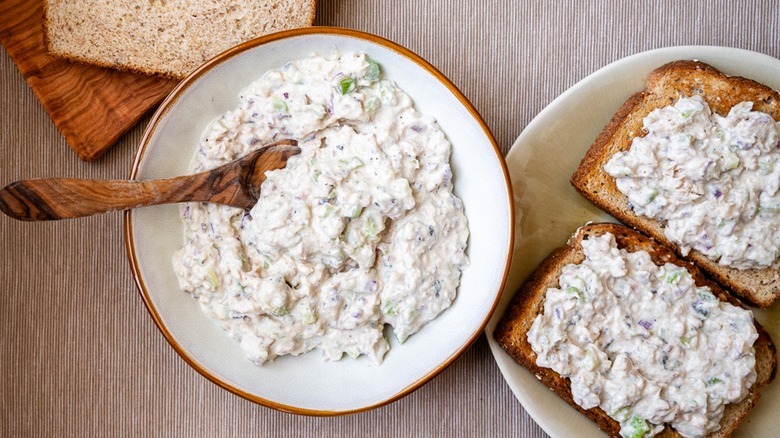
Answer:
[0,0,177,161]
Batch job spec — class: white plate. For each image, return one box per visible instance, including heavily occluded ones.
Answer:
[486,46,780,437]
[125,27,513,415]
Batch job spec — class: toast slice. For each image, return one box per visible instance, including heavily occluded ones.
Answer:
[42,0,317,79]
[494,223,776,438]
[571,60,780,307]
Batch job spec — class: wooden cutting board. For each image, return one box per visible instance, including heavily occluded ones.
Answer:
[0,0,178,161]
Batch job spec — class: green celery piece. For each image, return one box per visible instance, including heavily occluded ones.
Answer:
[622,415,650,438]
[696,288,717,302]
[272,96,288,113]
[646,188,658,203]
[365,57,381,81]
[302,312,317,325]
[565,286,586,302]
[206,268,219,289]
[364,96,381,113]
[723,150,740,169]
[348,206,363,219]
[338,77,356,94]
[364,216,380,237]
[760,204,780,214]
[612,406,631,422]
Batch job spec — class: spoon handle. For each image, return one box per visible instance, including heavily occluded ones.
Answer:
[0,171,241,221]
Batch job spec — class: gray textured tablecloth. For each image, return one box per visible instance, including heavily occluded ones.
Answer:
[3,1,780,436]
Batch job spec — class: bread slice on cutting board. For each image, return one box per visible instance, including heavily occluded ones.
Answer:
[42,0,317,79]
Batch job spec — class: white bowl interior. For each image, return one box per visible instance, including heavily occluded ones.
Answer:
[128,30,512,413]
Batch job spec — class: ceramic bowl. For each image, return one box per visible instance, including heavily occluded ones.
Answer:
[125,26,513,415]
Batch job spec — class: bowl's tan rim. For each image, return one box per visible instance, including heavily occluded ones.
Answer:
[124,25,515,416]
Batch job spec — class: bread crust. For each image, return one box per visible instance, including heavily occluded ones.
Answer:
[570,60,780,308]
[494,223,777,438]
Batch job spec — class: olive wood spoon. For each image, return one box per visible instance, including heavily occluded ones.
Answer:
[0,140,300,221]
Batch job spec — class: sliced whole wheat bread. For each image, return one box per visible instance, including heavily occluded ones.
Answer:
[43,0,317,79]
[494,223,777,438]
[571,60,780,308]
